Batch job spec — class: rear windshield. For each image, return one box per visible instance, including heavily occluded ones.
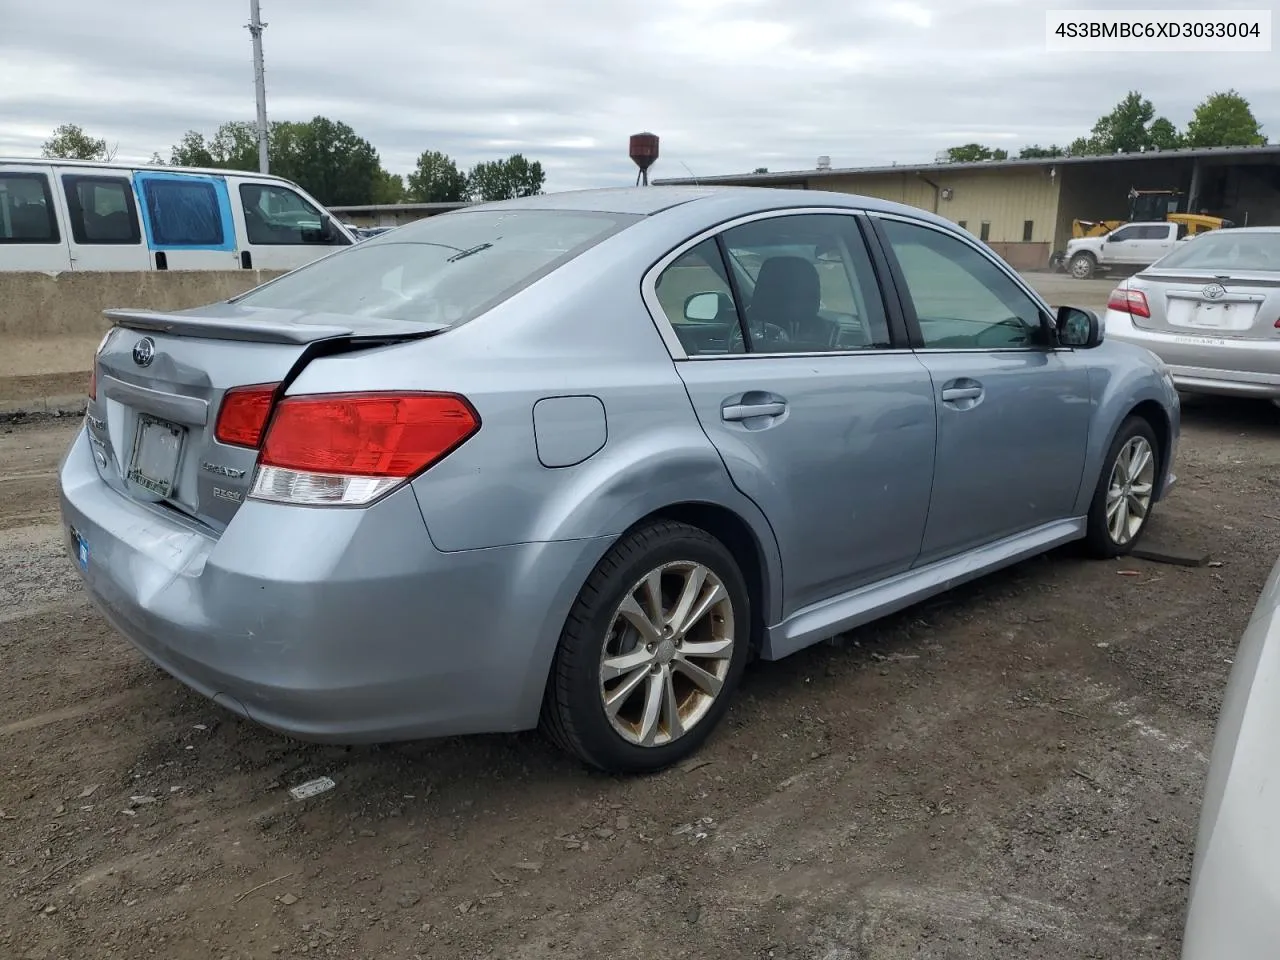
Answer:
[234,209,639,325]
[1154,230,1280,273]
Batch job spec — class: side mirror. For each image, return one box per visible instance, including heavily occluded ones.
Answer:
[684,291,730,322]
[1056,305,1103,348]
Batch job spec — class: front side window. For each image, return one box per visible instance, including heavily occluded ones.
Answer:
[235,208,638,328]
[62,175,141,244]
[239,183,347,246]
[143,178,224,246]
[0,173,59,243]
[720,213,891,353]
[878,218,1044,350]
[1108,226,1138,243]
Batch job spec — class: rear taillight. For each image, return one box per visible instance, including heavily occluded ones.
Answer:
[89,329,114,402]
[250,392,480,506]
[215,383,280,448]
[1107,287,1150,319]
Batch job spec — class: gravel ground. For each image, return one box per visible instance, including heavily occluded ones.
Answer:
[2,393,1278,960]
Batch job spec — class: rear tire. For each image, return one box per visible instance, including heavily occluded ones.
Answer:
[1069,252,1097,280]
[1085,416,1160,558]
[539,520,750,774]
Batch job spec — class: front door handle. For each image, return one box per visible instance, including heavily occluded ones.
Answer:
[722,401,787,421]
[940,386,982,402]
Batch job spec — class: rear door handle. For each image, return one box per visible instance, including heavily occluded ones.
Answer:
[722,401,787,421]
[940,386,982,402]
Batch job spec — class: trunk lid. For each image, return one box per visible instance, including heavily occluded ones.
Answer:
[1130,268,1280,342]
[87,303,444,532]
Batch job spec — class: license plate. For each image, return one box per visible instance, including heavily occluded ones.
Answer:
[127,415,185,498]
[1169,299,1258,332]
[1189,304,1232,328]
[70,527,89,571]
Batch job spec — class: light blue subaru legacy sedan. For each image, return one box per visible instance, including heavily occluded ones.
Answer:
[59,186,1180,773]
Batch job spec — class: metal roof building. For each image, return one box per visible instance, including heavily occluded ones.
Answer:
[655,145,1280,270]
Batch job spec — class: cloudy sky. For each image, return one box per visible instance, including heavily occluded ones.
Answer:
[1,0,1276,191]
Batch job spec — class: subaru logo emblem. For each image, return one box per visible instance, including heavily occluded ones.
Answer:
[132,337,155,367]
[1201,283,1226,300]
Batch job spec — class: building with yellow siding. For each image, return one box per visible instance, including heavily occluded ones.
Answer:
[655,145,1280,271]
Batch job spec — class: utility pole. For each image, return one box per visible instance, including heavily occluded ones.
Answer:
[248,0,269,174]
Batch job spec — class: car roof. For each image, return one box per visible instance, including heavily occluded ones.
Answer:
[463,185,958,229]
[475,186,724,216]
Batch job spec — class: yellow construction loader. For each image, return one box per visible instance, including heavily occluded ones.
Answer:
[1072,189,1232,238]
[1051,188,1233,269]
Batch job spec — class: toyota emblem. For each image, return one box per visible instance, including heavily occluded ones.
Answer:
[132,336,156,367]
[1201,283,1226,300]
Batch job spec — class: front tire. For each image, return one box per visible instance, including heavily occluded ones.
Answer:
[539,520,750,774]
[1069,252,1097,280]
[1085,416,1160,558]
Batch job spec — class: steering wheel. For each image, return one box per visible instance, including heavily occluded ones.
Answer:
[729,320,791,353]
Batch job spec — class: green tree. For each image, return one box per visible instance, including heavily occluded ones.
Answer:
[170,123,259,168]
[42,123,113,161]
[1076,91,1181,154]
[169,129,216,166]
[753,166,769,174]
[1148,117,1183,150]
[279,117,381,205]
[1019,144,1063,159]
[407,150,469,202]
[945,143,996,163]
[1088,91,1156,152]
[467,154,546,201]
[168,117,386,205]
[1067,136,1091,156]
[148,152,166,165]
[1184,89,1268,147]
[372,168,407,204]
[213,120,271,169]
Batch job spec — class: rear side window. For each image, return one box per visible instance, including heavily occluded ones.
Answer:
[720,213,891,352]
[143,178,224,246]
[239,182,347,246]
[234,209,638,327]
[62,175,141,244]
[0,173,59,243]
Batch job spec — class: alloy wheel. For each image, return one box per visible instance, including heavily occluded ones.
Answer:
[1106,435,1155,545]
[598,561,735,748]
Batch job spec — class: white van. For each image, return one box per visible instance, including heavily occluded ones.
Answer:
[0,158,355,272]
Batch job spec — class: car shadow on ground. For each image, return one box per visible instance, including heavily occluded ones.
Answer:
[1178,394,1280,435]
